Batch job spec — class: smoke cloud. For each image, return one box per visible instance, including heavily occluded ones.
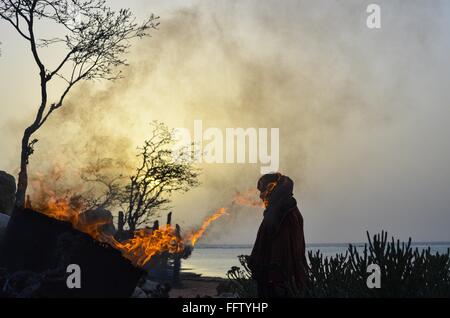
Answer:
[2,0,450,243]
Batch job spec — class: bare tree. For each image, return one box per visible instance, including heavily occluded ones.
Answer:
[79,157,125,211]
[78,122,200,233]
[0,0,159,209]
[120,122,199,232]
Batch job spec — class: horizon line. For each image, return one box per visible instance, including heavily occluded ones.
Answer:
[196,241,450,247]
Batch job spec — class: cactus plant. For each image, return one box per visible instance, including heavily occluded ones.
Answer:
[226,231,450,298]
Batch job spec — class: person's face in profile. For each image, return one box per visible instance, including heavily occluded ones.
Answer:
[258,173,281,208]
[260,192,267,208]
[259,182,277,208]
[257,181,267,205]
[259,190,265,201]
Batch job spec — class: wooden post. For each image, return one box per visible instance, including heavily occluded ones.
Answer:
[166,211,172,226]
[172,223,182,285]
[160,212,173,281]
[152,220,159,231]
[118,211,125,233]
[149,220,165,281]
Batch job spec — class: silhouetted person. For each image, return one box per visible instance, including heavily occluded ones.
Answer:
[249,173,308,297]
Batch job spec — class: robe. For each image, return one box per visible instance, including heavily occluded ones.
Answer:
[249,176,308,298]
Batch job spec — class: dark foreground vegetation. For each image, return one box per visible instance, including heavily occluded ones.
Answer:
[224,231,450,298]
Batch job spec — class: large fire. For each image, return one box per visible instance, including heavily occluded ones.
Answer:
[28,194,230,267]
[26,172,263,267]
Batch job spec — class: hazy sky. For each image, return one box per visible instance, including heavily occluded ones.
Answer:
[1,0,450,244]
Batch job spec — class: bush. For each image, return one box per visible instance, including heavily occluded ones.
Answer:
[226,231,450,298]
[226,255,257,298]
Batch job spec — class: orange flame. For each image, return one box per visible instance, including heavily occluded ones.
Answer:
[34,196,185,267]
[188,208,228,246]
[31,192,228,267]
[113,227,184,267]
[26,171,260,267]
[232,189,264,208]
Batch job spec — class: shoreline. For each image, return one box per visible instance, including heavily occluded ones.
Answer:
[170,272,229,298]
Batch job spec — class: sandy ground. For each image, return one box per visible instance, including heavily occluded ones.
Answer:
[170,272,227,298]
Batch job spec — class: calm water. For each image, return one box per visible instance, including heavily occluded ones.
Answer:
[182,242,450,278]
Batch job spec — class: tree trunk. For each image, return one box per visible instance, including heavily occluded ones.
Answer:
[15,129,32,210]
[117,211,125,233]
[13,33,48,212]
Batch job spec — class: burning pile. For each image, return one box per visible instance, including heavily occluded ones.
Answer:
[0,183,266,298]
[22,166,266,269]
[27,195,230,268]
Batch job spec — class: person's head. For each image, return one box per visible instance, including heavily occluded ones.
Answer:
[257,172,282,207]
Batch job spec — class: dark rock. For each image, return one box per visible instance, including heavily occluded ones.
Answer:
[131,287,148,298]
[143,281,171,298]
[0,171,16,216]
[0,267,66,298]
[141,279,159,293]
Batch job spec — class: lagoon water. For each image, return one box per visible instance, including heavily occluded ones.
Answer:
[182,242,450,278]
